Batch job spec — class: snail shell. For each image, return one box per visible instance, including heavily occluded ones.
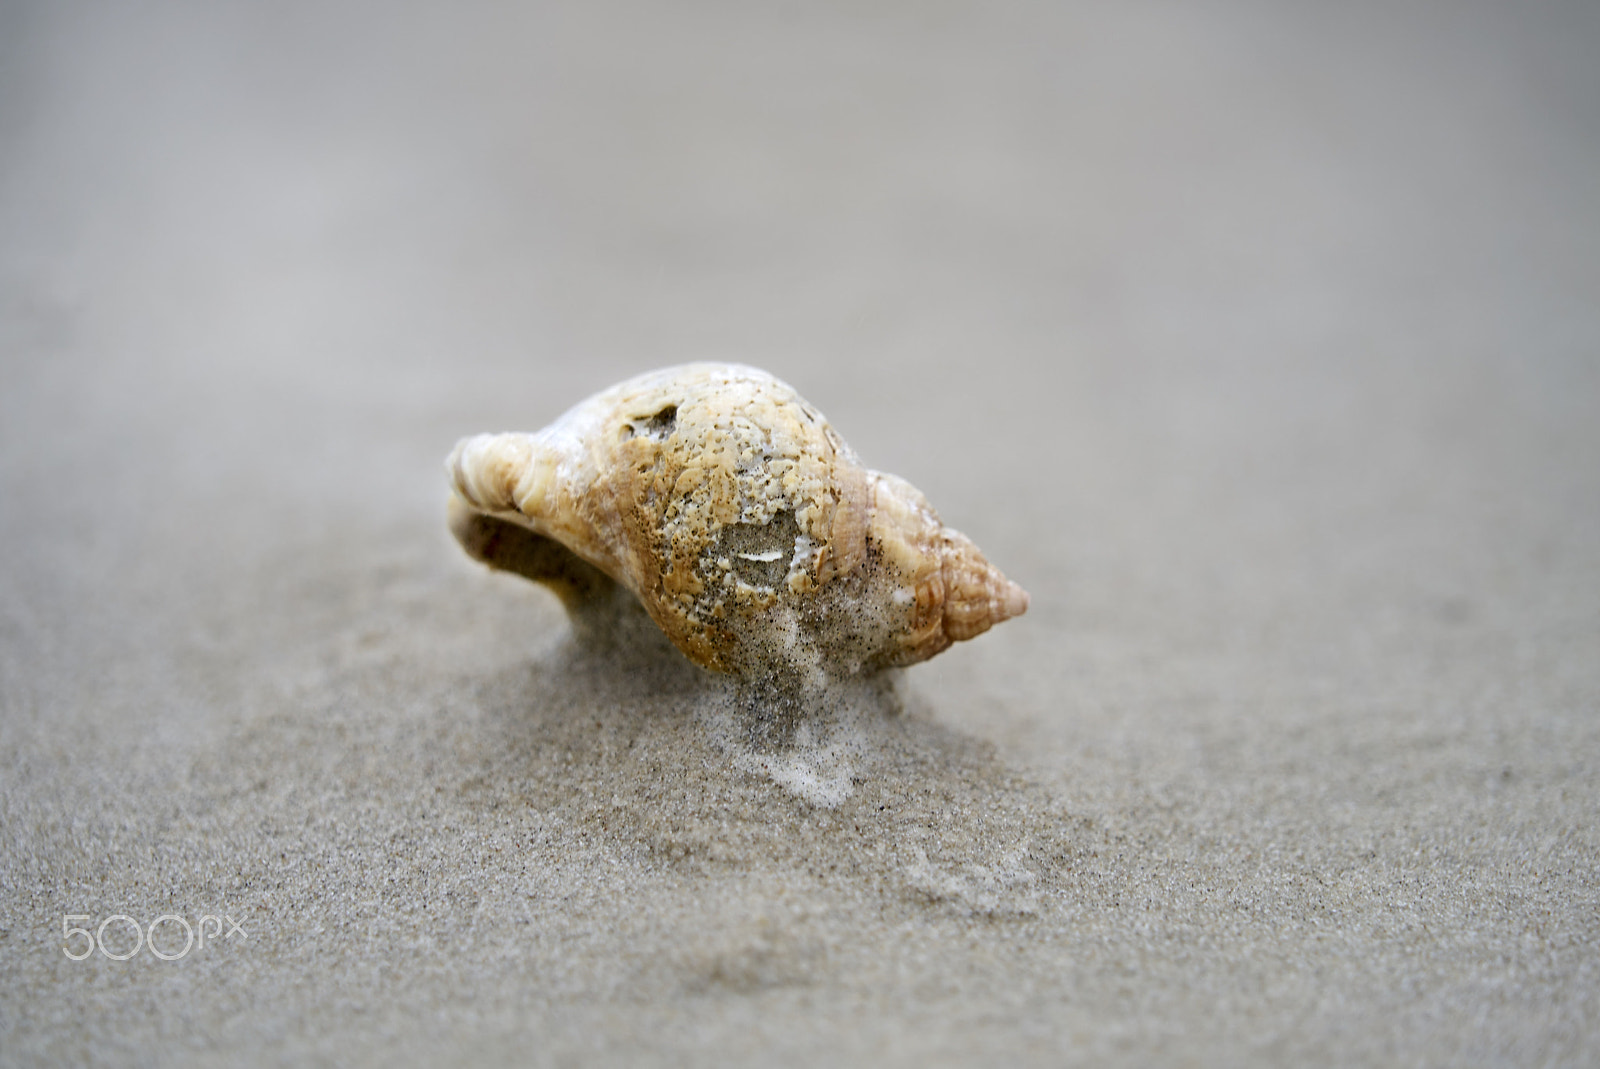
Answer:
[447,364,1027,679]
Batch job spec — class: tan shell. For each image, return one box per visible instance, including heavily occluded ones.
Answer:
[447,364,1027,679]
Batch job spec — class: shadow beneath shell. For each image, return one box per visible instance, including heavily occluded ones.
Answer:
[485,588,907,808]
[465,594,1084,922]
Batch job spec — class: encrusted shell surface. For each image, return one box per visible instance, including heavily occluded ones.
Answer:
[447,364,1027,679]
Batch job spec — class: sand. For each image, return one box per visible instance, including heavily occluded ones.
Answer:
[3,1,1598,1065]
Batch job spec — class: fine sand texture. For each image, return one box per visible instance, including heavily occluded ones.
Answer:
[3,2,1598,1065]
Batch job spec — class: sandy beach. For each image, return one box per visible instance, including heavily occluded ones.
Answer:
[3,1,1598,1064]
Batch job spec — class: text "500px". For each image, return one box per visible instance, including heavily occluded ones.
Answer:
[63,914,247,961]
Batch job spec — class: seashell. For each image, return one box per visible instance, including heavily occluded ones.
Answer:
[447,364,1027,680]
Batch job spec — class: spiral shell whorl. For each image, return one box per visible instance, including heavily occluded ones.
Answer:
[861,473,1029,667]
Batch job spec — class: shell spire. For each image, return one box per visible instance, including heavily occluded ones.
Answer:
[447,364,1028,680]
[861,471,1029,666]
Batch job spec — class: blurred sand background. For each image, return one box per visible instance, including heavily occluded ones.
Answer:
[2,0,1598,1064]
